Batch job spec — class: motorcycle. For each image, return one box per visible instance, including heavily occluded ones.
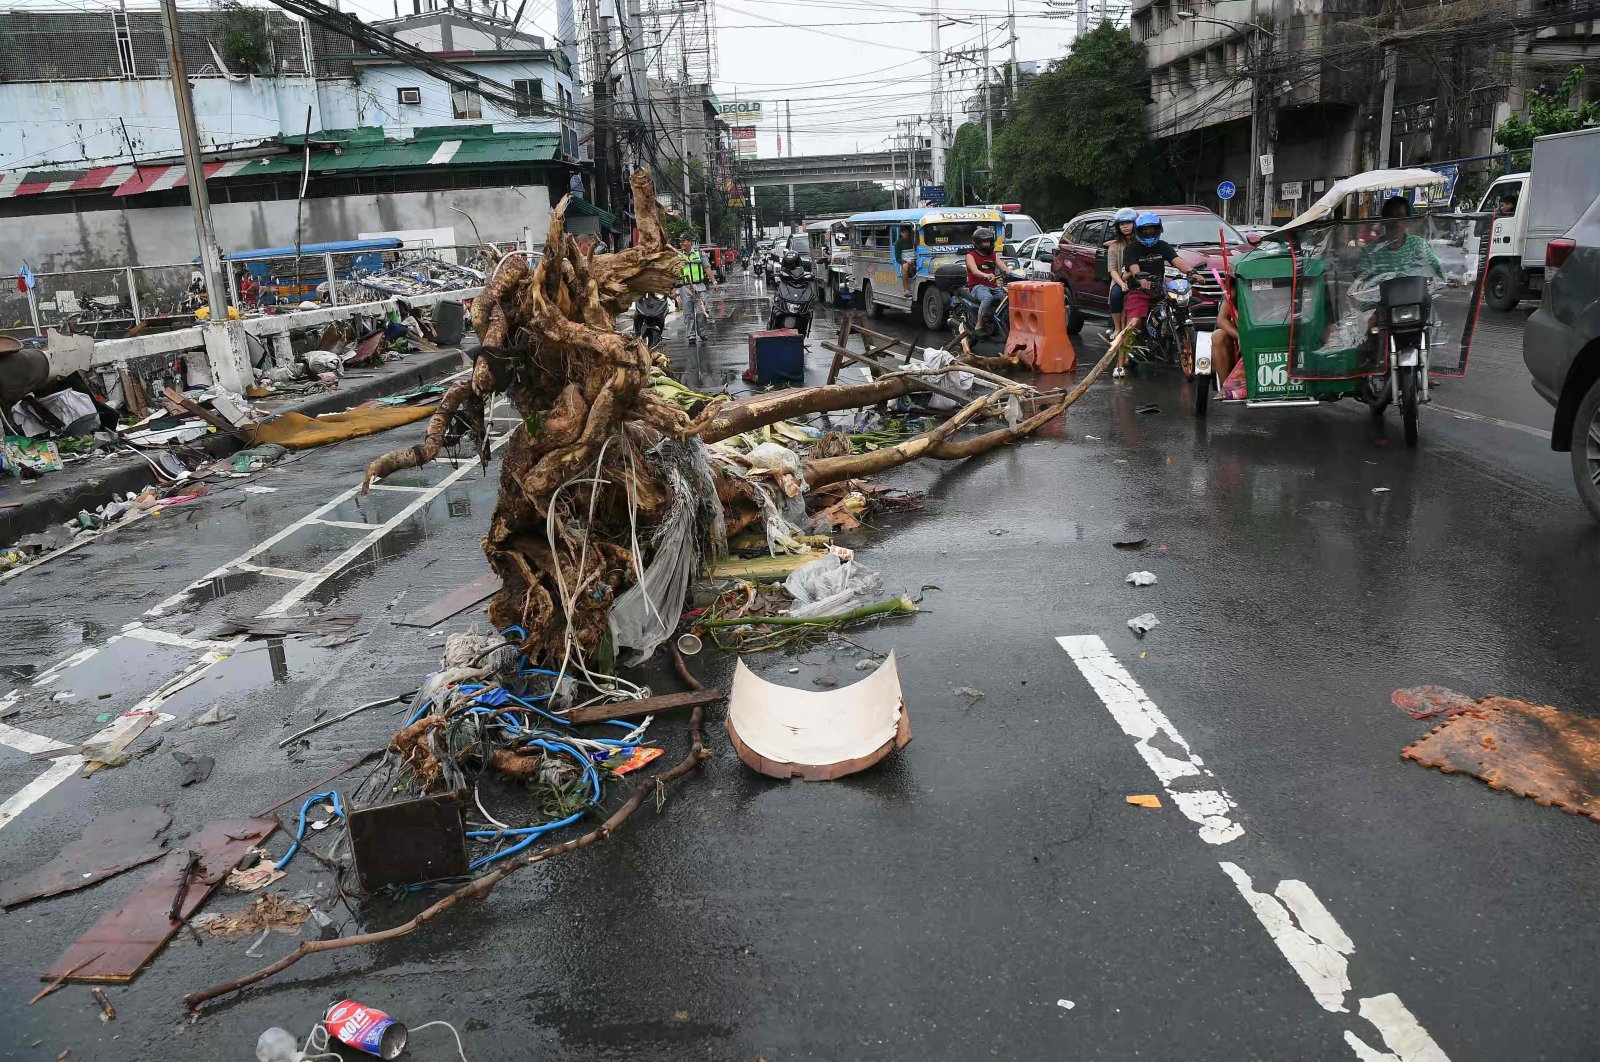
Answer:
[769,269,816,337]
[1129,273,1197,372]
[940,268,1012,347]
[632,291,669,347]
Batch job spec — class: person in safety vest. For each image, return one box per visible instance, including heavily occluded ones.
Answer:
[676,237,720,344]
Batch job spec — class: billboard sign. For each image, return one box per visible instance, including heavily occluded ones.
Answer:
[721,101,763,122]
[730,125,757,141]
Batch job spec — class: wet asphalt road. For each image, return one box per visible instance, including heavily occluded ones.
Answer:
[1,271,1597,1061]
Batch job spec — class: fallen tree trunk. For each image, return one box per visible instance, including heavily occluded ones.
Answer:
[928,329,1127,460]
[699,376,926,442]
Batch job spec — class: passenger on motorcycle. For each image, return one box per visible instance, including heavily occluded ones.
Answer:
[964,226,1023,334]
[1118,212,1196,377]
[1105,207,1138,341]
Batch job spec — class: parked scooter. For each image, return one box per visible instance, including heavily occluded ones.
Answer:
[768,252,816,337]
[632,292,669,347]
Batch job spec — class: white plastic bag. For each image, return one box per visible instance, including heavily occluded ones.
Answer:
[784,550,884,619]
[915,347,975,411]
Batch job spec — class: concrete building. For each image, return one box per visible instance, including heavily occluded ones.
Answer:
[1136,0,1600,223]
[0,3,591,270]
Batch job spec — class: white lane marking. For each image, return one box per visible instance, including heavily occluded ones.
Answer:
[310,518,381,530]
[231,562,318,580]
[1428,402,1550,440]
[0,757,83,829]
[0,720,69,755]
[1345,995,1452,1062]
[1056,635,1243,844]
[1061,636,1452,1061]
[367,484,431,493]
[1220,861,1353,1012]
[0,404,513,831]
[118,625,231,652]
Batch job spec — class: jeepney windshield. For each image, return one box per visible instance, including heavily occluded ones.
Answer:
[922,222,986,247]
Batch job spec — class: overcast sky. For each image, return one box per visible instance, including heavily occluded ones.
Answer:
[324,0,1127,155]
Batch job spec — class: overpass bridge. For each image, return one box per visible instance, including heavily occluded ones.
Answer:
[738,149,932,188]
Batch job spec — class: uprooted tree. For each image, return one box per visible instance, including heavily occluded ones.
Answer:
[362,171,1112,669]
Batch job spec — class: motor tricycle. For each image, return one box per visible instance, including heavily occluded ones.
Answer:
[1192,168,1489,444]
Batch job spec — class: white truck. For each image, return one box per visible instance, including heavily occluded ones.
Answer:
[1474,125,1600,311]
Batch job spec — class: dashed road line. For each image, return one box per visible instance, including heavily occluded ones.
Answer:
[0,400,513,832]
[1059,634,1452,1061]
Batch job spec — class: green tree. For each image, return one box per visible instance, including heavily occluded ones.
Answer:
[1495,67,1600,166]
[217,1,272,72]
[752,182,894,229]
[946,123,990,205]
[992,23,1171,225]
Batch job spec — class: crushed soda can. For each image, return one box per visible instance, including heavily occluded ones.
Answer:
[324,999,408,1059]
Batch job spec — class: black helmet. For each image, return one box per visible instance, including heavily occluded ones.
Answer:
[972,226,996,251]
[781,250,802,272]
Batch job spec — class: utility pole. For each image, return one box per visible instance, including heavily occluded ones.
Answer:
[1007,0,1018,106]
[928,0,944,186]
[159,0,227,319]
[1376,38,1397,169]
[677,54,690,221]
[587,0,608,212]
[981,15,993,175]
[785,97,793,156]
[1076,0,1087,41]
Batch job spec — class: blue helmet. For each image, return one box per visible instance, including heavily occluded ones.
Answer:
[1134,211,1163,247]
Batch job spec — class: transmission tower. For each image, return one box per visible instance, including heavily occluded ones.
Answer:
[575,0,717,87]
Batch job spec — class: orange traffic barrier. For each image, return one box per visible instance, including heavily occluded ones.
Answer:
[1004,281,1076,372]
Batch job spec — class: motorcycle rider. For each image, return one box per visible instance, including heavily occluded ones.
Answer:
[771,249,814,336]
[676,237,720,344]
[1119,212,1196,377]
[964,226,1023,335]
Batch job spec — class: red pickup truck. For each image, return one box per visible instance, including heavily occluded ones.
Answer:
[1049,205,1253,333]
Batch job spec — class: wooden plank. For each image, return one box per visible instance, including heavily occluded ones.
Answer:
[161,387,236,435]
[392,572,502,628]
[821,344,972,407]
[41,817,276,984]
[565,687,724,725]
[1,807,170,909]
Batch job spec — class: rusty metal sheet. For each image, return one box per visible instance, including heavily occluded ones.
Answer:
[41,817,276,984]
[0,807,171,909]
[1402,696,1600,822]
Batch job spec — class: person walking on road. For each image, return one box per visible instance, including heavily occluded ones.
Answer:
[676,237,720,344]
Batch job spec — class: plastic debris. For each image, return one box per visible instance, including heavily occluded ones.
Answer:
[1057,1000,1076,1010]
[1125,571,1157,587]
[226,861,285,893]
[1391,685,1478,721]
[953,686,985,708]
[1371,487,1391,493]
[184,705,237,728]
[1126,794,1162,808]
[1127,612,1160,636]
[855,659,877,671]
[255,1027,302,1062]
[784,550,884,619]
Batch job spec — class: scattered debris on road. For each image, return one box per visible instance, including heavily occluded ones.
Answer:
[215,613,361,638]
[726,652,910,780]
[1127,612,1160,636]
[195,893,311,938]
[1392,685,1478,720]
[954,686,985,708]
[1125,571,1157,587]
[1113,537,1149,550]
[1126,795,1162,808]
[1403,696,1600,822]
[90,987,115,1022]
[0,806,170,909]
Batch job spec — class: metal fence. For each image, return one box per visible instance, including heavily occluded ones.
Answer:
[0,239,523,339]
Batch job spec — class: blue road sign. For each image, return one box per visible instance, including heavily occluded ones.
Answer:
[921,185,947,204]
[1217,181,1237,201]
